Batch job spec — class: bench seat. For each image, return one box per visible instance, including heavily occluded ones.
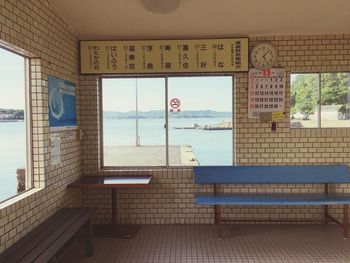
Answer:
[0,207,95,263]
[195,193,350,206]
[193,165,350,238]
[194,165,350,184]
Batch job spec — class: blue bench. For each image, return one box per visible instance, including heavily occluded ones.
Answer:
[194,165,350,238]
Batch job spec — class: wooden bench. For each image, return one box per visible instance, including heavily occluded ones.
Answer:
[194,165,350,238]
[0,208,95,263]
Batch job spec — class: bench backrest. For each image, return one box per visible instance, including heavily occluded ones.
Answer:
[193,165,350,184]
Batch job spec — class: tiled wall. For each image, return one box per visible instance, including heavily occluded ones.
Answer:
[0,0,81,252]
[80,34,350,224]
[1,0,350,253]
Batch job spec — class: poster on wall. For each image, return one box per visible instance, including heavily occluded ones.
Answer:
[80,38,248,74]
[248,69,286,119]
[50,133,61,166]
[48,75,77,129]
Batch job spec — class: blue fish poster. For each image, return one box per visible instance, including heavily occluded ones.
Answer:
[48,75,77,128]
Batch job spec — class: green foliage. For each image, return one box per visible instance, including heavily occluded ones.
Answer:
[291,74,318,116]
[321,73,350,105]
[291,73,350,118]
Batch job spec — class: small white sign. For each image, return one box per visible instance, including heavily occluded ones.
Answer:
[64,130,76,140]
[169,97,181,113]
[50,133,61,166]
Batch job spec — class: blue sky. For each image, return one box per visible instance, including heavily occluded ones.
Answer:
[0,48,25,109]
[102,76,233,112]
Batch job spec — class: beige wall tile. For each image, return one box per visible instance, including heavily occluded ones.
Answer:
[0,0,81,253]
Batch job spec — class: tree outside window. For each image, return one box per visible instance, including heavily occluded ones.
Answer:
[291,73,350,128]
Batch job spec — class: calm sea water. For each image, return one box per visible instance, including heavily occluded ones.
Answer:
[103,117,233,165]
[0,122,26,201]
[0,117,232,201]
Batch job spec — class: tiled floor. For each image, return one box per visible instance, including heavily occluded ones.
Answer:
[63,224,350,262]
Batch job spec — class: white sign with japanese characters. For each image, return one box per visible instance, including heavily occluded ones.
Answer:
[248,69,286,118]
[50,133,61,166]
[80,38,248,74]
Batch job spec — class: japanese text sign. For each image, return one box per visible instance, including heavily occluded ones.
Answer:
[80,38,248,74]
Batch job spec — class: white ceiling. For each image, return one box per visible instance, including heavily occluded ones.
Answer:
[50,0,350,39]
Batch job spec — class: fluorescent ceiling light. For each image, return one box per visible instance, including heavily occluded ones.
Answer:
[141,0,180,14]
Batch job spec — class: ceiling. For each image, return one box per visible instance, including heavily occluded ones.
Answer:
[50,0,350,39]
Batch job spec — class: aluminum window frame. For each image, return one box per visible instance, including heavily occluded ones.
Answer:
[290,71,350,129]
[99,73,235,170]
[0,48,33,203]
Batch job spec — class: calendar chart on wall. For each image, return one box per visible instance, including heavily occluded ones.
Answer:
[248,69,286,119]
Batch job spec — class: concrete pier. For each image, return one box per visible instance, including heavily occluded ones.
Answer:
[104,145,199,166]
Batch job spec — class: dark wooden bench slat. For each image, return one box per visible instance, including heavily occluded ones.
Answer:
[0,209,73,263]
[33,209,95,263]
[195,193,350,206]
[17,208,87,263]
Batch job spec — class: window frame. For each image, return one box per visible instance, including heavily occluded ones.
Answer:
[24,57,33,190]
[290,71,350,129]
[99,73,235,170]
[0,47,33,203]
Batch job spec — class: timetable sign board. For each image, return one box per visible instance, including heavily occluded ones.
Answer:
[80,38,248,74]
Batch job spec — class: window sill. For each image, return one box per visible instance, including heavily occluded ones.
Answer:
[0,188,44,210]
[100,166,195,171]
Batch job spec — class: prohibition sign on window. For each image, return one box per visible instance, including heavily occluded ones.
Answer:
[170,98,181,112]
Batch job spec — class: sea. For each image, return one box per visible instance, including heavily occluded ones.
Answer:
[0,122,26,201]
[0,117,232,201]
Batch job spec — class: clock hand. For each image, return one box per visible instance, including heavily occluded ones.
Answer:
[263,50,271,59]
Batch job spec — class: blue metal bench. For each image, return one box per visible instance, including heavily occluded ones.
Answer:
[194,165,350,238]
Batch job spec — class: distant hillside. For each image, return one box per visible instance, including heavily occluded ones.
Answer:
[0,108,24,120]
[103,110,231,119]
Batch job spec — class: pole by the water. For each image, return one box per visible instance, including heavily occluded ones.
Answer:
[135,78,140,146]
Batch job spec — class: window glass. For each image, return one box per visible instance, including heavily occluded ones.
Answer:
[291,72,350,128]
[168,76,232,166]
[290,73,319,128]
[102,78,166,166]
[0,47,28,202]
[320,73,350,128]
[102,75,233,167]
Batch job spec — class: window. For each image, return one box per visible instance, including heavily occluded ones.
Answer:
[290,73,350,128]
[101,75,233,167]
[0,47,31,202]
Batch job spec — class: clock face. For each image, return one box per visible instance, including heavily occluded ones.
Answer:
[250,43,278,70]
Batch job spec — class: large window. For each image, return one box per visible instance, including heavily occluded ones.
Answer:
[0,47,31,202]
[102,75,233,167]
[290,73,350,128]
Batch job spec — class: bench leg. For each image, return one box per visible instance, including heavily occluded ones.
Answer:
[84,219,93,257]
[324,205,328,224]
[215,205,223,239]
[324,184,329,224]
[343,204,348,239]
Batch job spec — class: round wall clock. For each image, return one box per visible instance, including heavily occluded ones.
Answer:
[250,42,278,70]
